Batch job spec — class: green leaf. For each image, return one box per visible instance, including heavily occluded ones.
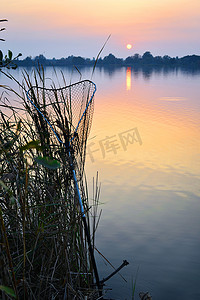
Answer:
[0,285,16,299]
[131,265,140,300]
[20,140,42,152]
[35,156,61,169]
[8,50,13,60]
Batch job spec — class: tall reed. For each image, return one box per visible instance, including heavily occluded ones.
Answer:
[0,66,102,299]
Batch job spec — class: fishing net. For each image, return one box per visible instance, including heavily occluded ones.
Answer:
[27,79,102,294]
[26,80,96,179]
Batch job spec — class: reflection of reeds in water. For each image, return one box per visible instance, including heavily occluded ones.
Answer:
[0,67,101,299]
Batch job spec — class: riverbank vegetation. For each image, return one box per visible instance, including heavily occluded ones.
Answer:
[14,52,200,69]
[0,67,102,299]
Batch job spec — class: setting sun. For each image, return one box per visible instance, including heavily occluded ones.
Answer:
[126,44,132,50]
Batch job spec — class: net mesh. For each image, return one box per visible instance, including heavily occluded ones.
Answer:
[27,80,96,179]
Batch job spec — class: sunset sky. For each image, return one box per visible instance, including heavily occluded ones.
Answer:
[1,0,200,59]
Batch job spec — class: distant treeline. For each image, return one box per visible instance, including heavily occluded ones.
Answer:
[15,51,200,68]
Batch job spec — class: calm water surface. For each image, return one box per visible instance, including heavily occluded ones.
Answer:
[1,66,200,299]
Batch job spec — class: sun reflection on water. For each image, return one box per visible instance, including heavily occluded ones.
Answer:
[126,67,131,90]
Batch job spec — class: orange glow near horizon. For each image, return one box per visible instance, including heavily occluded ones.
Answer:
[1,0,200,58]
[4,0,200,37]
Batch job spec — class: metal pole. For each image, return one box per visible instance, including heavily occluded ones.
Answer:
[68,149,102,297]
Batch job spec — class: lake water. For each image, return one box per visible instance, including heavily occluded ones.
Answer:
[0,66,200,299]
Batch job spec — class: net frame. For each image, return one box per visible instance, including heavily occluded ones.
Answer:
[26,80,96,179]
